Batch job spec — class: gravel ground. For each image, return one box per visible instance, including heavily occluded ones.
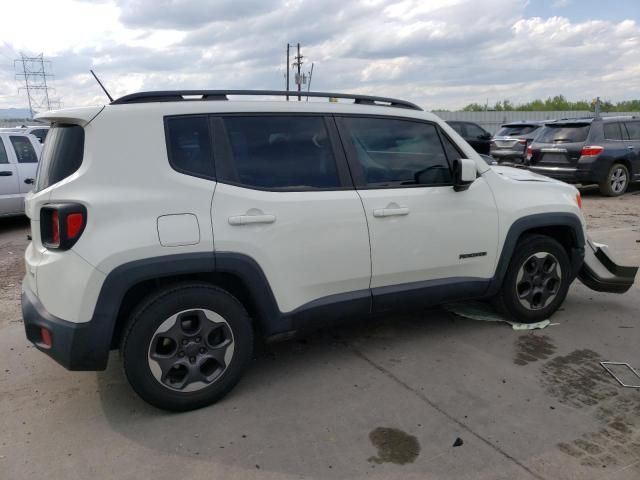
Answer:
[0,192,639,480]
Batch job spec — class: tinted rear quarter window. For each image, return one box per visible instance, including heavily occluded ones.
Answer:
[0,138,8,164]
[221,116,339,189]
[536,124,590,144]
[10,136,38,163]
[36,124,84,191]
[603,123,623,140]
[165,116,214,179]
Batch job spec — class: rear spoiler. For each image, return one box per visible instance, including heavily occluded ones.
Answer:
[35,106,104,127]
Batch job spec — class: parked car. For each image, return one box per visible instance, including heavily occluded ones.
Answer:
[21,90,636,411]
[0,125,49,143]
[490,121,545,164]
[0,131,41,216]
[446,120,492,154]
[527,116,640,196]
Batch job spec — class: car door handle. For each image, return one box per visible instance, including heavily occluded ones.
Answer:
[228,214,276,226]
[373,206,410,217]
[0,171,13,176]
[628,146,635,150]
[24,178,35,184]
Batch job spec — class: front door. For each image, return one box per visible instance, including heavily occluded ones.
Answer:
[336,116,499,311]
[0,136,21,215]
[211,114,371,316]
[8,135,40,194]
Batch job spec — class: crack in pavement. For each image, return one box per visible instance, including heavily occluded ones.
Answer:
[349,345,546,480]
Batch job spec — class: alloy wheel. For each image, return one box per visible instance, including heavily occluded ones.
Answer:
[147,309,235,392]
[515,252,562,311]
[610,167,627,194]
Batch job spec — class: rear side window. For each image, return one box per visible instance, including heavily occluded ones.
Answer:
[342,117,452,186]
[448,122,465,136]
[31,129,48,143]
[465,123,488,138]
[35,124,84,191]
[604,123,623,140]
[624,122,640,140]
[10,136,38,163]
[221,116,339,189]
[536,124,590,144]
[165,116,214,179]
[0,138,8,164]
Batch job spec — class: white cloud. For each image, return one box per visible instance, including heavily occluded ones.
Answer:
[0,0,638,111]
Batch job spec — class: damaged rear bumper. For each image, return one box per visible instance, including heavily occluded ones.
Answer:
[578,239,638,293]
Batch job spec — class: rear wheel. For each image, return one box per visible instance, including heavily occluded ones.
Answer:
[493,235,571,324]
[122,283,253,411]
[599,163,629,197]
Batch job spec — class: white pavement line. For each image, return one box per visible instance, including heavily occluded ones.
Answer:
[349,345,547,480]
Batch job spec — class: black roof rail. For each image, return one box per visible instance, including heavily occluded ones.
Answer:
[110,89,423,111]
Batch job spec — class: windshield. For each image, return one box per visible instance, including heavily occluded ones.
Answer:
[535,124,590,144]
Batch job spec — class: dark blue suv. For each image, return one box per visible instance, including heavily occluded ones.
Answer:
[527,116,640,196]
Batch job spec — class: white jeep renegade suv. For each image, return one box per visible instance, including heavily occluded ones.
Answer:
[21,90,637,411]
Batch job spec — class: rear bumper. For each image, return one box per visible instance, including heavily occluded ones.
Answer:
[578,240,638,293]
[528,165,593,183]
[21,279,110,371]
[490,149,525,163]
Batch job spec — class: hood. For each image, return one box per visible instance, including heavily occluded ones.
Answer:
[491,165,554,182]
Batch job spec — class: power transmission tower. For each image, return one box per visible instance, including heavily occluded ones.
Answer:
[14,53,55,118]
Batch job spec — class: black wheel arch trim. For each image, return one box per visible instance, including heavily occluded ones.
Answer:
[486,212,586,296]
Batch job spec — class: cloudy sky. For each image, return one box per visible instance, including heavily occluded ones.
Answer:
[0,0,638,111]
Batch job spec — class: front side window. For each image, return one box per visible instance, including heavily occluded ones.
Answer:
[221,116,339,189]
[165,116,214,179]
[10,136,38,163]
[342,117,452,186]
[603,123,623,140]
[0,138,8,164]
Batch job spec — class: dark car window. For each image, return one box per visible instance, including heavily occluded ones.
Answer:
[165,116,214,179]
[343,117,452,187]
[448,122,466,136]
[495,125,538,137]
[624,122,640,140]
[0,138,8,164]
[603,123,623,140]
[466,123,488,138]
[10,136,38,163]
[31,129,48,143]
[222,116,339,190]
[35,124,84,191]
[536,124,590,144]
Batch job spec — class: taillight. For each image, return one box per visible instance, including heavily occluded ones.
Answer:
[40,204,87,250]
[580,146,603,157]
[526,146,533,161]
[576,192,582,209]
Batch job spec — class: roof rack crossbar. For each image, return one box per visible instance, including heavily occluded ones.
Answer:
[110,89,422,110]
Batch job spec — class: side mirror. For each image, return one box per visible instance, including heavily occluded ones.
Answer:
[453,158,477,192]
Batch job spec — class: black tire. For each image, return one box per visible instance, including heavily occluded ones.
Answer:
[599,163,629,197]
[493,234,571,324]
[121,282,253,411]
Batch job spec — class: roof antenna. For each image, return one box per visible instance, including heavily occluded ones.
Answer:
[90,69,113,102]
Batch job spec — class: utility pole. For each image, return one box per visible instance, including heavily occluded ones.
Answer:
[306,62,314,101]
[14,53,55,118]
[293,43,303,101]
[286,44,290,101]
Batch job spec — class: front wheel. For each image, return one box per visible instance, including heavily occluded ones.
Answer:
[493,235,572,324]
[122,283,253,411]
[599,163,629,197]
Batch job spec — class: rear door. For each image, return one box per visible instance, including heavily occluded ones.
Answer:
[211,114,371,315]
[623,121,640,182]
[8,135,40,193]
[530,122,591,168]
[0,135,21,215]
